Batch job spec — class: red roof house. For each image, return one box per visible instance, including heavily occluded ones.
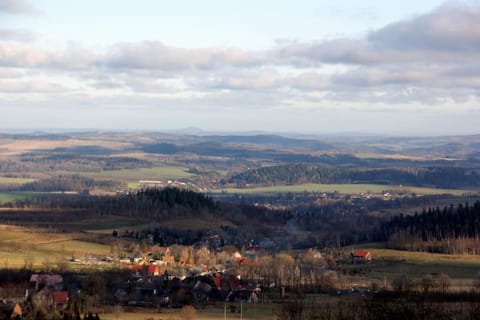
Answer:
[50,291,69,309]
[351,250,372,263]
[147,265,159,276]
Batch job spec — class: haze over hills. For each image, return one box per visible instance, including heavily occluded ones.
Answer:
[2,130,480,159]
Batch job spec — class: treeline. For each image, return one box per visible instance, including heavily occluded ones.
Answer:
[0,175,120,192]
[19,152,152,172]
[0,153,152,175]
[8,188,291,247]
[378,201,480,254]
[225,164,480,189]
[14,187,216,216]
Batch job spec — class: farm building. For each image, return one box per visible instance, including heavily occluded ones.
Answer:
[351,250,372,263]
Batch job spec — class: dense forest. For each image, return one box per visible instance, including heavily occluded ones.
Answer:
[225,164,480,189]
[3,185,480,252]
[0,175,121,192]
[7,188,292,248]
[0,152,152,174]
[378,201,480,254]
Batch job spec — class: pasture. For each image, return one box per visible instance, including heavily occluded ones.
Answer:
[0,192,40,203]
[0,177,35,184]
[0,224,114,269]
[0,138,132,155]
[343,247,480,292]
[215,183,473,196]
[100,303,278,320]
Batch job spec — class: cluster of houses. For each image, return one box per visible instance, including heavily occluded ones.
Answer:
[0,274,67,319]
[0,245,373,318]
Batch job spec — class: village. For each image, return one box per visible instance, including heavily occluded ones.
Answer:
[0,235,374,319]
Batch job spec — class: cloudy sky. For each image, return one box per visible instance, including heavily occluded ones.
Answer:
[1,0,480,135]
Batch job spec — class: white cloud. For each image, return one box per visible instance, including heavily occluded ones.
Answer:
[0,28,36,42]
[2,2,480,111]
[0,43,49,67]
[0,0,39,15]
[103,41,268,71]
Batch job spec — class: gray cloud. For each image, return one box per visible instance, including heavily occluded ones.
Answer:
[368,4,480,52]
[2,3,480,108]
[277,4,480,66]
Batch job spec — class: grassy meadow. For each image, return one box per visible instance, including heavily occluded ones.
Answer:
[0,177,36,184]
[342,247,480,292]
[215,183,473,196]
[0,192,44,204]
[0,224,114,269]
[101,303,278,320]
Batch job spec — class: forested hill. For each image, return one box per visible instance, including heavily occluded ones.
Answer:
[14,187,291,231]
[378,201,480,254]
[225,164,480,189]
[10,187,292,248]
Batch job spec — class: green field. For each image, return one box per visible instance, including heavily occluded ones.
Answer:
[0,192,41,203]
[347,248,480,285]
[0,191,73,204]
[215,183,473,195]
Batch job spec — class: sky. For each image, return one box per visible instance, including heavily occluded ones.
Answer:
[1,0,480,135]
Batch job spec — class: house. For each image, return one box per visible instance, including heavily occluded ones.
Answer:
[50,291,69,310]
[30,274,63,290]
[0,281,34,303]
[0,301,22,319]
[351,250,372,263]
[147,265,159,276]
[162,255,175,265]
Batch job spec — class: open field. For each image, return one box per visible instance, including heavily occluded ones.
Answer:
[0,191,82,204]
[0,138,133,155]
[214,183,474,195]
[101,304,279,320]
[345,248,480,290]
[354,152,461,161]
[0,224,115,269]
[0,192,46,203]
[37,239,110,256]
[0,177,36,184]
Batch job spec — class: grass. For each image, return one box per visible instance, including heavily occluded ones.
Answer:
[214,183,473,195]
[101,303,279,320]
[0,224,114,269]
[37,239,111,256]
[0,191,72,204]
[354,152,459,161]
[0,225,31,241]
[0,177,35,184]
[348,248,480,281]
[0,138,132,155]
[0,192,41,203]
